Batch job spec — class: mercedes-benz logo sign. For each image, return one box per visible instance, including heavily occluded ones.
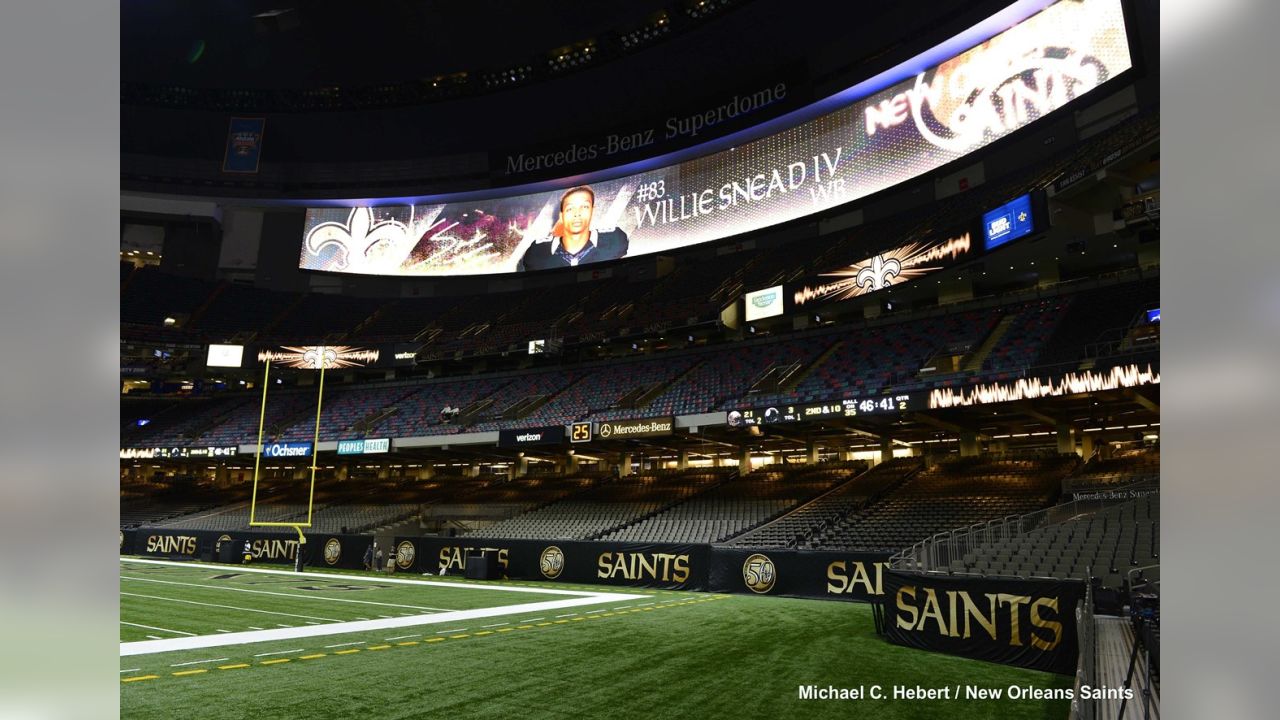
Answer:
[599,423,613,438]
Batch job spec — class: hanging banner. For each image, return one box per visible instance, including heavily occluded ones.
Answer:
[222,117,266,174]
[879,570,1086,675]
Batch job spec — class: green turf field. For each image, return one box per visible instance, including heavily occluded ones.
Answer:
[120,558,1073,720]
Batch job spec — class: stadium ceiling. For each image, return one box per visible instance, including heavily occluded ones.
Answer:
[121,0,978,100]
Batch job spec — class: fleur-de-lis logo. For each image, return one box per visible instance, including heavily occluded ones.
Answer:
[855,255,901,292]
[305,207,410,272]
[301,346,338,370]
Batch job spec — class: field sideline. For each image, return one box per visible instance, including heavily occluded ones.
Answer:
[120,557,1072,720]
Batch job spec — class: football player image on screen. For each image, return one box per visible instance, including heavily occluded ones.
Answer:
[517,185,629,271]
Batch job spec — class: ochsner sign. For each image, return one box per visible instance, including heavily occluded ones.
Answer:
[258,442,313,458]
[299,0,1132,277]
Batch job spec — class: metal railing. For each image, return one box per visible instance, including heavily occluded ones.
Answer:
[889,485,1158,573]
[1071,577,1097,720]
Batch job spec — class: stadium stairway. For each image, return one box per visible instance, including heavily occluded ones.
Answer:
[586,469,739,540]
[1093,617,1160,720]
[722,461,907,548]
[962,314,1017,372]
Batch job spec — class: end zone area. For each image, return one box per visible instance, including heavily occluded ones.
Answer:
[121,557,1074,720]
[121,557,649,656]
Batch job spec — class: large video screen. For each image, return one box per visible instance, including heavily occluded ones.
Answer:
[299,0,1131,277]
[983,193,1037,251]
[206,344,244,368]
[744,286,785,322]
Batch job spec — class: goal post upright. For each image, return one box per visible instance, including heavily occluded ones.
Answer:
[248,351,328,547]
[248,357,271,527]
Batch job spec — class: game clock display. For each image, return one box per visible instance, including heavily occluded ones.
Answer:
[727,394,920,427]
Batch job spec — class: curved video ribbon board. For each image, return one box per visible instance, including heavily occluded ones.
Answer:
[299,0,1131,277]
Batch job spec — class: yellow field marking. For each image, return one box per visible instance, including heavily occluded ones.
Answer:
[642,607,654,611]
[367,644,392,650]
[259,658,291,665]
[497,627,515,632]
[121,675,159,683]
[396,641,420,646]
[425,638,446,643]
[172,669,208,677]
[448,634,469,640]
[300,654,327,659]
[218,663,251,670]
[601,613,615,617]
[571,617,586,621]
[553,619,569,624]
[517,625,535,629]
[473,631,493,636]
[334,649,361,655]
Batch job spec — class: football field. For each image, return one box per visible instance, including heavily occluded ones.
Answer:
[120,558,1073,719]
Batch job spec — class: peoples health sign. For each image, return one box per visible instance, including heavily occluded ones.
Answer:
[336,438,391,455]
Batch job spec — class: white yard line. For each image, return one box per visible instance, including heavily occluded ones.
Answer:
[121,574,455,612]
[121,591,341,623]
[170,658,228,667]
[324,641,365,648]
[120,621,196,637]
[120,558,601,596]
[120,558,651,658]
[385,634,420,641]
[122,594,649,657]
[253,649,304,657]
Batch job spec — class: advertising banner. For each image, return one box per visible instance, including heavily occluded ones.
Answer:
[880,570,1086,675]
[709,548,892,602]
[256,441,313,458]
[394,537,709,591]
[126,528,375,571]
[497,426,567,448]
[125,527,894,602]
[595,417,675,440]
[299,0,1131,277]
[982,194,1038,251]
[336,438,391,455]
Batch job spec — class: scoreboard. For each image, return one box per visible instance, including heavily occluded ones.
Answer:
[726,393,922,427]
